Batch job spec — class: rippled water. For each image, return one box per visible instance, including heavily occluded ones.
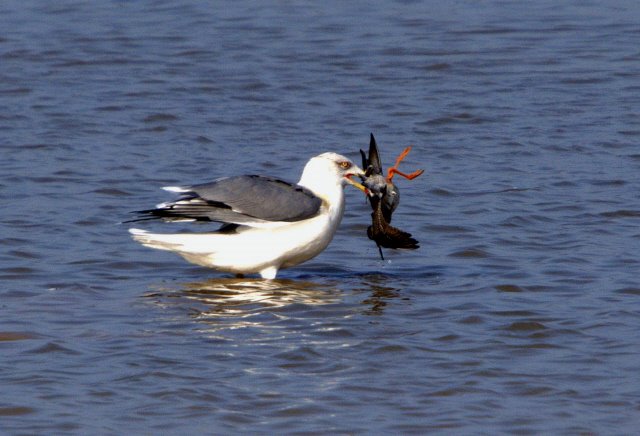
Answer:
[2,0,640,433]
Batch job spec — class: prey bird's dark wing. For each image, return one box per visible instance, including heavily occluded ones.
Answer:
[360,133,383,176]
[367,201,419,251]
[360,133,400,220]
[130,175,322,226]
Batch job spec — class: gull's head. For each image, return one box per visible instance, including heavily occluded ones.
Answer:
[298,152,366,197]
[306,152,365,186]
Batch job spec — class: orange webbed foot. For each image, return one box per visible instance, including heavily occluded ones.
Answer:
[386,146,425,182]
[388,168,425,181]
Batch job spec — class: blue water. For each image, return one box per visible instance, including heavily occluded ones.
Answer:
[1,0,640,433]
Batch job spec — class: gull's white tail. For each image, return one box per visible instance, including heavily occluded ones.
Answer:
[129,228,213,253]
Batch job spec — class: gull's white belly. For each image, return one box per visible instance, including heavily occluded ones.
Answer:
[176,212,336,274]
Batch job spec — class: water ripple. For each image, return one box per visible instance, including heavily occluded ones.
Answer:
[1,0,639,433]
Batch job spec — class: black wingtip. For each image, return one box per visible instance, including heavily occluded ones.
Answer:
[121,214,160,224]
[368,133,382,173]
[360,149,368,170]
[125,206,216,223]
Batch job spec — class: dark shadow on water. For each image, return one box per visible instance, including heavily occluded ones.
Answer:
[361,284,401,316]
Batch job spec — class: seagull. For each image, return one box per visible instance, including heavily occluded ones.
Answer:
[128,152,366,279]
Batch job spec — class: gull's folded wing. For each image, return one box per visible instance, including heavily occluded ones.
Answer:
[131,175,322,226]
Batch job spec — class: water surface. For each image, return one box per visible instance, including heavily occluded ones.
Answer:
[1,0,640,433]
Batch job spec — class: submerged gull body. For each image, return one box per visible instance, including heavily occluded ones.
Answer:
[129,152,364,279]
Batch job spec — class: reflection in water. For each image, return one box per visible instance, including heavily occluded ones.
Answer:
[145,278,343,331]
[361,286,401,315]
[358,274,403,316]
[182,277,341,311]
[144,274,403,330]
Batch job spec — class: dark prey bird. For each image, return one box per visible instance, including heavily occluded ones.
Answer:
[359,134,424,259]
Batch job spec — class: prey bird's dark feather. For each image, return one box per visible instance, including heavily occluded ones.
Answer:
[359,134,420,259]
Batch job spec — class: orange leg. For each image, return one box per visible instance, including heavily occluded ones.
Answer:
[386,146,425,181]
[388,167,425,181]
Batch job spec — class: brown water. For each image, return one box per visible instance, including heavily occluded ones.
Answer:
[1,0,640,433]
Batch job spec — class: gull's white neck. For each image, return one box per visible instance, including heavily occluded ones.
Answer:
[297,159,345,222]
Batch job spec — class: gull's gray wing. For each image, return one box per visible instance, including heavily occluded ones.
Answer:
[132,175,322,226]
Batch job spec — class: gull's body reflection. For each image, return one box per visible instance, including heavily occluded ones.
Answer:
[183,278,341,310]
[146,278,342,328]
[144,274,404,334]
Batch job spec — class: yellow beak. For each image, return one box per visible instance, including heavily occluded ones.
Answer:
[344,166,368,193]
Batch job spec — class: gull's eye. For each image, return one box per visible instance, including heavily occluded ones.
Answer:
[339,161,352,170]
